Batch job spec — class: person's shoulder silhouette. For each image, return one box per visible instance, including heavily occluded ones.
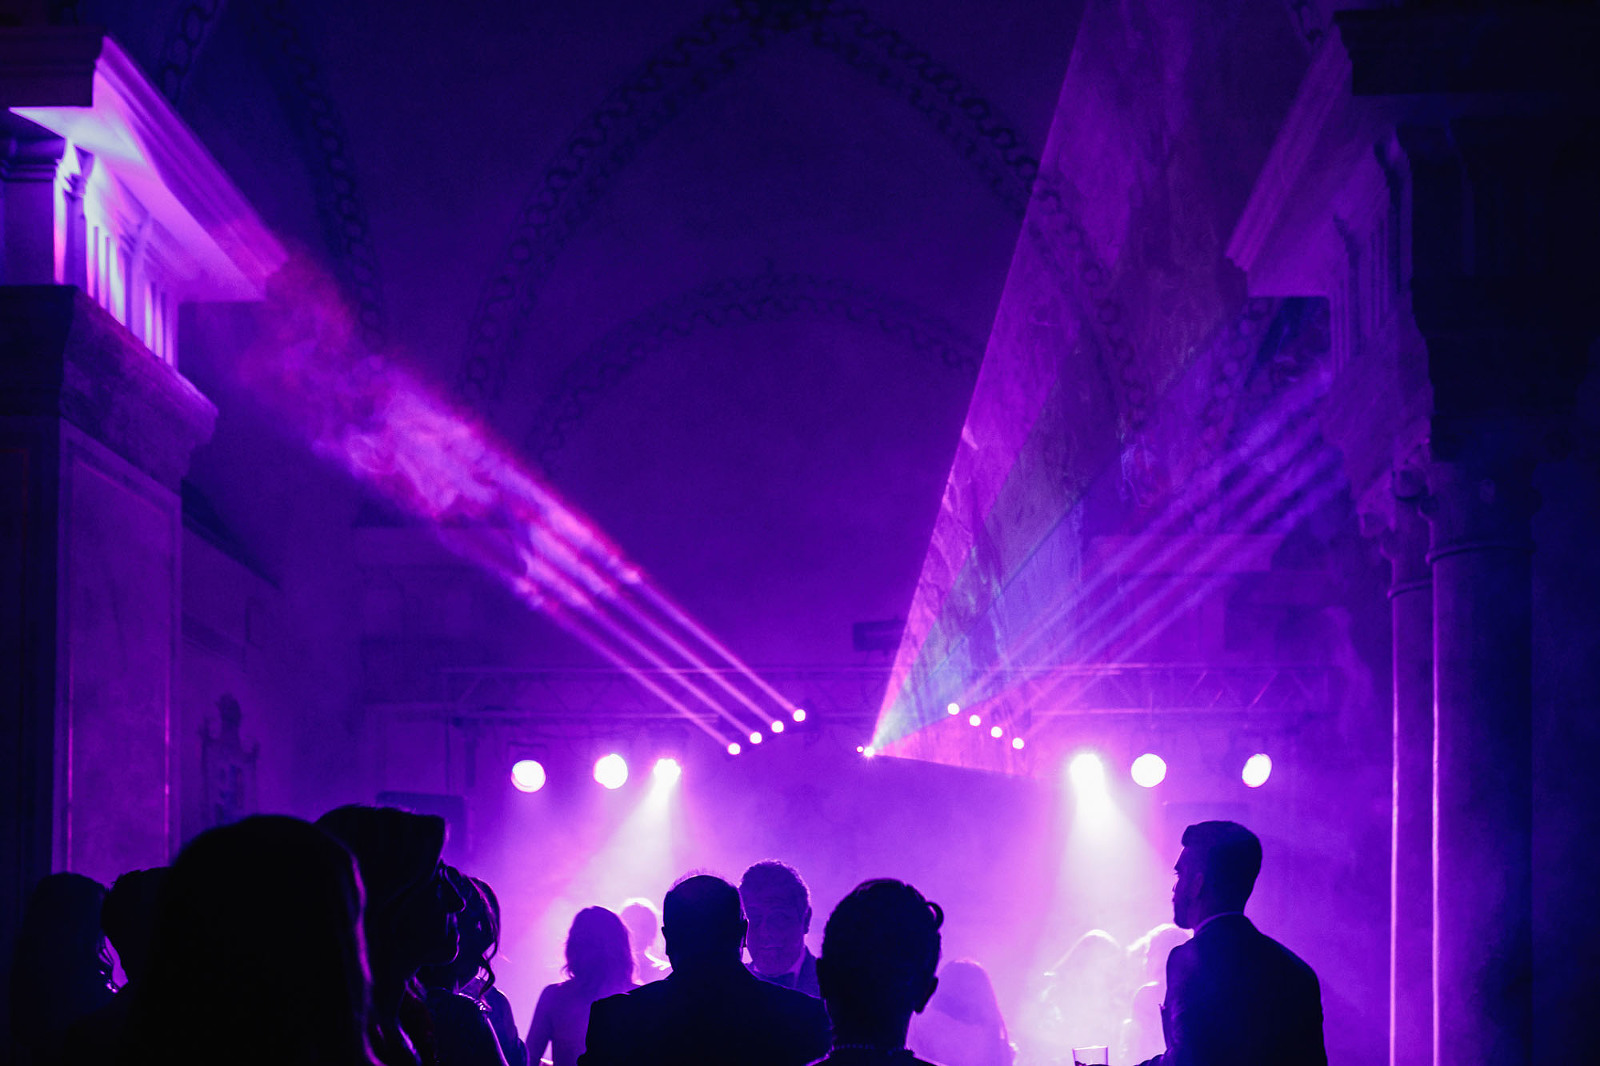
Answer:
[578,874,829,1066]
[9,872,114,1063]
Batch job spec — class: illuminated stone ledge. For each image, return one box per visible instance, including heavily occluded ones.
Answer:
[2,26,284,367]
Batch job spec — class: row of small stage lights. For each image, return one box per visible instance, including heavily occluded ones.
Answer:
[508,706,811,792]
[854,702,1274,789]
[724,706,808,755]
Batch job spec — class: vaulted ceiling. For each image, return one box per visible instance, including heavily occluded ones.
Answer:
[83,0,1086,672]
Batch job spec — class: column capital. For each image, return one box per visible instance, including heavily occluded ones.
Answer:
[1419,420,1546,561]
[1379,470,1433,595]
[0,129,65,181]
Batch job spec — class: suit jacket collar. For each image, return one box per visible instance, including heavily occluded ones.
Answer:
[1193,912,1251,938]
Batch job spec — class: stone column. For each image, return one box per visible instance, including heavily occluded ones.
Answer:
[1378,469,1433,1066]
[1422,435,1538,1066]
[1335,9,1600,1060]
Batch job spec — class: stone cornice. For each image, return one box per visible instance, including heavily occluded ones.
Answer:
[3,28,285,301]
[0,286,216,486]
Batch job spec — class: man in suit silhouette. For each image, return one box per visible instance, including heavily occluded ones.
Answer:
[578,873,831,1066]
[740,860,821,997]
[1137,820,1327,1066]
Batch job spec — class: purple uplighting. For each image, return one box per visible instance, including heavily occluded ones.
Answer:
[3,5,1590,1064]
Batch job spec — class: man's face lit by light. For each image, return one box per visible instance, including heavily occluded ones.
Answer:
[742,887,810,975]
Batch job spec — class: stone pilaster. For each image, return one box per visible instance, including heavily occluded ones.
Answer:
[0,132,63,285]
[0,285,214,978]
[1376,464,1433,1066]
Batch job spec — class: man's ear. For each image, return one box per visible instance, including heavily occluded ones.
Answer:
[738,916,749,950]
[801,904,812,935]
[912,974,938,1015]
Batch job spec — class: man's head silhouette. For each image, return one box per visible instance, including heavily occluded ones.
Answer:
[818,879,943,1049]
[661,874,746,972]
[1172,820,1262,929]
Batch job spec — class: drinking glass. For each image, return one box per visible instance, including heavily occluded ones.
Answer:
[1072,1046,1109,1066]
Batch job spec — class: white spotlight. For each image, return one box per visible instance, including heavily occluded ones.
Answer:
[947,702,961,716]
[792,708,807,723]
[770,720,785,734]
[863,746,877,758]
[1011,737,1025,750]
[653,757,682,785]
[593,753,629,790]
[990,725,1004,739]
[1069,752,1107,792]
[749,731,763,745]
[1242,753,1273,788]
[1131,753,1167,788]
[510,759,546,793]
[968,713,982,727]
[727,741,742,756]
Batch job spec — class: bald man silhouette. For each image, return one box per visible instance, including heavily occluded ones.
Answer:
[579,874,830,1066]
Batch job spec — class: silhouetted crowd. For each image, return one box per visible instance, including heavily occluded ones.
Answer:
[6,811,1326,1066]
